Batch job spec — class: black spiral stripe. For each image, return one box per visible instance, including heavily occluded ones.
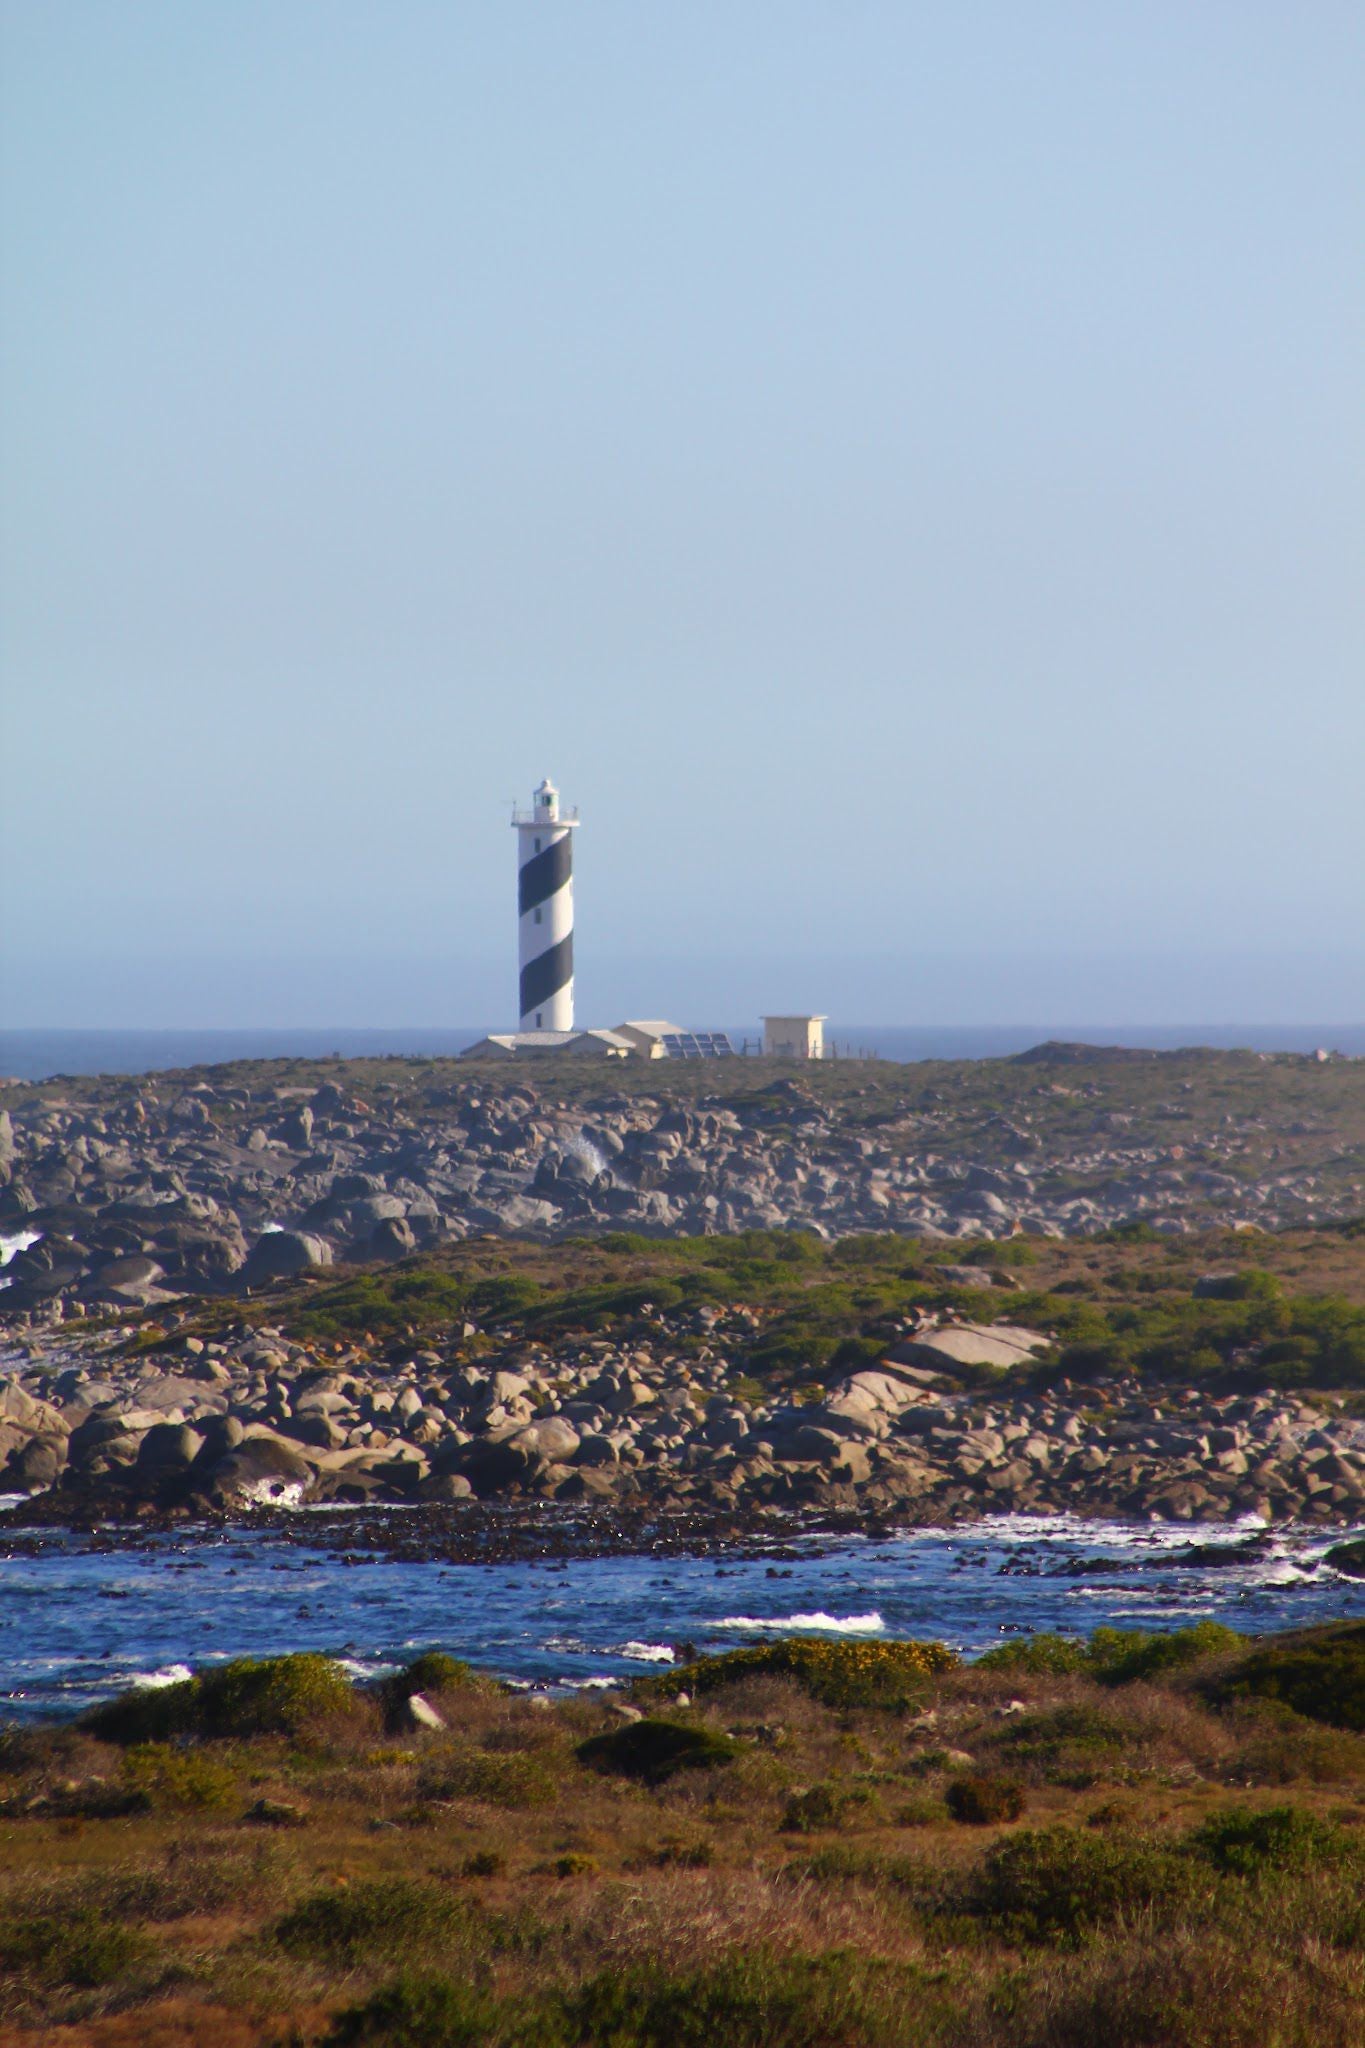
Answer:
[518,835,573,916]
[520,933,573,1018]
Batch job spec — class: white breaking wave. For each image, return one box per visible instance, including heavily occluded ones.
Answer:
[129,1663,194,1690]
[0,1231,42,1267]
[713,1611,885,1635]
[614,1641,675,1663]
[565,1133,610,1179]
[238,1479,307,1509]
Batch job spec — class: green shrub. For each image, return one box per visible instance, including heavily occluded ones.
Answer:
[419,1746,554,1809]
[1193,1269,1283,1302]
[1086,1621,1246,1685]
[120,1742,237,1811]
[970,1826,1208,1941]
[577,1718,741,1785]
[893,1796,941,1827]
[979,1623,1245,1688]
[86,1652,357,1744]
[781,1783,854,1833]
[945,1775,1026,1825]
[1219,1622,1365,1732]
[976,1634,1089,1677]
[1188,1804,1356,1878]
[321,1971,508,2046]
[650,1837,715,1868]
[1225,1701,1365,1784]
[1001,1703,1130,1777]
[554,1949,922,2048]
[661,1637,958,1710]
[273,1879,466,1966]
[462,1849,506,1878]
[322,1951,925,2048]
[0,1911,150,1987]
[398,1652,474,1695]
[382,1651,478,1729]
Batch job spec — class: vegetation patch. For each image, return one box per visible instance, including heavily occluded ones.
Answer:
[968,1826,1207,1940]
[273,1878,468,1967]
[1188,1803,1358,1877]
[658,1637,959,1710]
[1218,1622,1365,1732]
[577,1716,742,1784]
[418,1744,556,1808]
[0,1910,151,1988]
[86,1651,358,1743]
[978,1621,1245,1687]
[945,1774,1027,1825]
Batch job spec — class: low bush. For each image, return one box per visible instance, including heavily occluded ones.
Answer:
[0,1910,151,1987]
[893,1795,941,1827]
[945,1775,1026,1825]
[660,1637,959,1710]
[86,1652,358,1744]
[1218,1622,1365,1732]
[977,1634,1090,1677]
[577,1718,742,1785]
[1086,1622,1246,1686]
[321,1971,507,2045]
[1224,1701,1365,1784]
[970,1826,1208,1941]
[977,1622,1244,1689]
[322,1952,928,2048]
[552,1950,917,2048]
[273,1878,466,1967]
[418,1746,555,1809]
[1188,1803,1357,1878]
[648,1836,715,1868]
[781,1782,857,1833]
[392,1651,475,1698]
[121,1742,237,1811]
[1000,1703,1130,1779]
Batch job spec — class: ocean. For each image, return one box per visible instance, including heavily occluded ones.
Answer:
[2,1024,1363,1083]
[1,1513,1360,1722]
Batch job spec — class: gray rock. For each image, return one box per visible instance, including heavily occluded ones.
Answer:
[368,1217,417,1261]
[403,1691,446,1731]
[506,1416,580,1462]
[193,1414,245,1465]
[7,1434,66,1488]
[240,1230,334,1286]
[209,1435,314,1502]
[135,1422,205,1472]
[892,1323,1049,1372]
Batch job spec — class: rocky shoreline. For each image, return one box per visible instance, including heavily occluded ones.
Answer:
[4,1293,1364,1533]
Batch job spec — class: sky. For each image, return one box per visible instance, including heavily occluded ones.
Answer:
[2,2,1362,1030]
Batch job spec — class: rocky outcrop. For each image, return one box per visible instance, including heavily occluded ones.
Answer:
[3,1302,1363,1528]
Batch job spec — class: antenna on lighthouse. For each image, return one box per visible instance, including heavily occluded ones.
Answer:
[511,777,579,1032]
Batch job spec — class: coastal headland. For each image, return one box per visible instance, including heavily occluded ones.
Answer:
[3,1046,1364,1532]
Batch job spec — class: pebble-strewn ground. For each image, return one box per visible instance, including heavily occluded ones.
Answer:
[3,1047,1365,1530]
[3,1047,1364,1322]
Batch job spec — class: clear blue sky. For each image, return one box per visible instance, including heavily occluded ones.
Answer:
[3,2,1362,1029]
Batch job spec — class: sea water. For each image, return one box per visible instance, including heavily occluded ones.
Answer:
[1,1513,1361,1721]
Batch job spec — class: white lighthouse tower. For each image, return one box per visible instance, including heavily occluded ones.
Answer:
[512,778,578,1032]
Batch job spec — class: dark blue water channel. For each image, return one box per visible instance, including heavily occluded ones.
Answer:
[2,1514,1362,1722]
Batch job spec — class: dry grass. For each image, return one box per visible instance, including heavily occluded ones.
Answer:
[0,1635,1361,2044]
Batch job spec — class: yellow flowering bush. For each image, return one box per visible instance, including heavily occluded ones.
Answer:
[657,1637,959,1709]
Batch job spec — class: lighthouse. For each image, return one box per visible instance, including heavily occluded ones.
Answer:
[512,778,578,1032]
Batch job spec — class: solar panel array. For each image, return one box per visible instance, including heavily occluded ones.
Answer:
[658,1031,736,1059]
